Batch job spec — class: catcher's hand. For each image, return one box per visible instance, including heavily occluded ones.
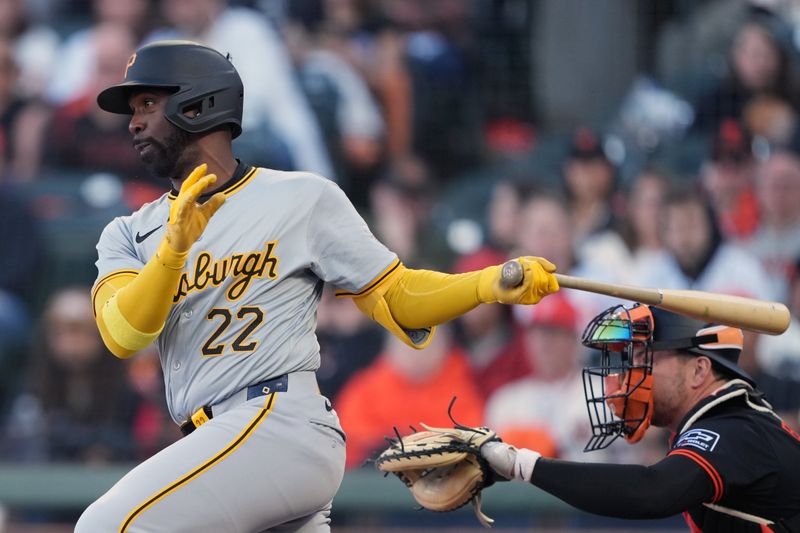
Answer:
[165,163,226,253]
[375,421,501,528]
[477,256,559,305]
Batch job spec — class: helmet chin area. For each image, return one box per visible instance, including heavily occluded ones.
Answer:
[581,304,655,452]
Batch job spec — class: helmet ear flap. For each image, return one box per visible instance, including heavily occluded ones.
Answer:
[163,85,243,139]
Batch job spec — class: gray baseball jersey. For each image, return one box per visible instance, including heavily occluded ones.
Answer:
[80,162,395,532]
[94,162,396,423]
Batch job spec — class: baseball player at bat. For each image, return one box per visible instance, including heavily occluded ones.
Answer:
[76,40,559,533]
[480,303,800,531]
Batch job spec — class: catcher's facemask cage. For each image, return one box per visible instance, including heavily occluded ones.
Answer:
[581,304,655,451]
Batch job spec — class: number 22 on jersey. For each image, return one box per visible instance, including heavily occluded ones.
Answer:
[202,306,264,356]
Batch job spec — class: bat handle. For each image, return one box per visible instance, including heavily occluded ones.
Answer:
[500,260,524,289]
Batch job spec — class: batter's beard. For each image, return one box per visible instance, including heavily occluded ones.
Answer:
[138,128,192,180]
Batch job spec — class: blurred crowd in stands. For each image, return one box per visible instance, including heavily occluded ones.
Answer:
[1,0,800,508]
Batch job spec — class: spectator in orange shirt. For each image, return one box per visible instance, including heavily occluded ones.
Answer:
[335,324,483,469]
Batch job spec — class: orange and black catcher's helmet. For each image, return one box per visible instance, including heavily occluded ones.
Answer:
[580,303,749,451]
[97,40,244,138]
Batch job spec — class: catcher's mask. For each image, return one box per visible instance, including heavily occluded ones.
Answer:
[97,40,244,138]
[581,303,748,451]
[581,304,655,451]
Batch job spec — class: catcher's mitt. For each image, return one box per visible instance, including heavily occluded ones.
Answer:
[375,411,501,527]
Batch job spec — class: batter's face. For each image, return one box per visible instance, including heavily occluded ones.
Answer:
[128,90,196,180]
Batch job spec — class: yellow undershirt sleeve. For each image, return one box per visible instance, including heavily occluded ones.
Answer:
[92,239,189,358]
[383,267,486,329]
[92,273,137,358]
[343,262,492,349]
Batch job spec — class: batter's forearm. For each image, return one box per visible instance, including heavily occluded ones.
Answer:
[346,262,508,349]
[382,257,558,329]
[383,268,489,329]
[115,240,187,327]
[96,239,187,357]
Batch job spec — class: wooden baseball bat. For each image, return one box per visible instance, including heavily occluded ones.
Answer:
[500,260,790,335]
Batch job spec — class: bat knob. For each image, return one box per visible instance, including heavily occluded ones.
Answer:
[500,260,524,289]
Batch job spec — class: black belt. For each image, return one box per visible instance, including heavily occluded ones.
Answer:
[180,374,288,436]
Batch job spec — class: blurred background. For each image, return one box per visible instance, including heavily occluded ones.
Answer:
[2,0,800,531]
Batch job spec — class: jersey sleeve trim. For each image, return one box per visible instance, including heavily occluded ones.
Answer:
[669,449,724,503]
[334,258,402,297]
[92,269,139,316]
[92,269,140,305]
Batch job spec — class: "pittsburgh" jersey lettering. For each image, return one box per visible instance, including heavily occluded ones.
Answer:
[173,241,279,303]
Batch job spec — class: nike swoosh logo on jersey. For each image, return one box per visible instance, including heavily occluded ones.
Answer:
[135,224,162,243]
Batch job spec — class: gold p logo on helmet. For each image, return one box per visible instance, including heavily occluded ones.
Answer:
[124,53,137,79]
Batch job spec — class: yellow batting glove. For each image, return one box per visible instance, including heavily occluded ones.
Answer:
[164,163,226,254]
[477,256,559,305]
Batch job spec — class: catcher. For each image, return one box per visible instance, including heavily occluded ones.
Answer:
[377,304,800,531]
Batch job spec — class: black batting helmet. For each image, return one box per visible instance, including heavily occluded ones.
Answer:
[97,40,244,138]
